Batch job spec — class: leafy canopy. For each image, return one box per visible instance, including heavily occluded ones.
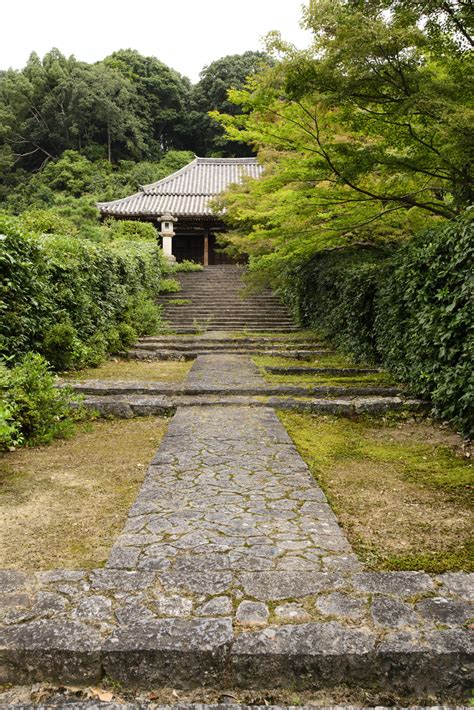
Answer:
[212,0,473,274]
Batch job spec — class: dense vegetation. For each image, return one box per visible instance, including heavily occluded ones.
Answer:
[212,0,473,437]
[282,212,473,437]
[0,48,270,449]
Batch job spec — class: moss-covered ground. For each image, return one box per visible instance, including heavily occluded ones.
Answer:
[253,353,368,370]
[231,329,323,341]
[0,417,168,569]
[280,412,473,573]
[67,358,192,382]
[261,370,395,387]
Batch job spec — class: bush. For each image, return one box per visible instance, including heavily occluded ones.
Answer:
[0,215,165,368]
[109,220,157,241]
[124,294,162,336]
[281,212,473,437]
[159,277,181,293]
[0,354,83,449]
[19,208,77,236]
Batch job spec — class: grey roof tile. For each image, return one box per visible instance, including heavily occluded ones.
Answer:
[97,157,262,218]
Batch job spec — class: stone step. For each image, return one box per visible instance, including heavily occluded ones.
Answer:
[64,380,404,398]
[169,324,299,335]
[78,393,426,417]
[140,337,322,345]
[134,341,327,351]
[124,348,332,361]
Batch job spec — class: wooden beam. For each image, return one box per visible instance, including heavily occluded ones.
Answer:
[204,233,209,266]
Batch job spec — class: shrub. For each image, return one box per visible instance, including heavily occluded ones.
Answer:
[124,294,162,336]
[117,322,138,349]
[42,321,83,371]
[280,211,473,437]
[159,277,181,293]
[0,353,83,449]
[1,215,164,368]
[109,220,157,241]
[19,208,77,236]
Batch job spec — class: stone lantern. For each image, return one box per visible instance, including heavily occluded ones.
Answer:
[158,212,177,262]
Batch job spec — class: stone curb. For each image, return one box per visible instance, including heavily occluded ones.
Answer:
[1,570,472,693]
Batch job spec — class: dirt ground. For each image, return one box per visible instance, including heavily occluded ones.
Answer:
[280,413,473,572]
[67,358,192,382]
[0,417,168,569]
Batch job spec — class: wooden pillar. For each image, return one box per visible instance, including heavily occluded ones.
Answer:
[203,232,209,266]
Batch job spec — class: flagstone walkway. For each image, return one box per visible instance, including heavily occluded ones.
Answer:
[0,347,472,697]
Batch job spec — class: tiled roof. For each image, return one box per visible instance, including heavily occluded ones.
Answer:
[97,157,262,218]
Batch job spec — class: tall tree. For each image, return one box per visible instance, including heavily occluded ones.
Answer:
[213,0,473,270]
[104,49,193,156]
[191,51,274,155]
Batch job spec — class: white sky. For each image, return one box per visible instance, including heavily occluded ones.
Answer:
[1,0,312,82]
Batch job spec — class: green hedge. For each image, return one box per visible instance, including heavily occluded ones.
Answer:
[281,211,473,438]
[0,214,164,369]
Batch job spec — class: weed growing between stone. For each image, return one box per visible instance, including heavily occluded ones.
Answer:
[66,358,193,382]
[280,412,473,572]
[0,417,168,569]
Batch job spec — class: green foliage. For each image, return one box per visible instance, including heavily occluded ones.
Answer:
[375,211,474,436]
[0,353,83,449]
[19,208,77,236]
[284,212,473,437]
[191,51,273,155]
[109,220,157,241]
[0,215,164,368]
[124,294,162,336]
[42,321,86,371]
[159,277,181,293]
[212,0,473,266]
[163,259,204,274]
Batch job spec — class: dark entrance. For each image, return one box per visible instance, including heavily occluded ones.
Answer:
[170,233,237,265]
[172,234,204,263]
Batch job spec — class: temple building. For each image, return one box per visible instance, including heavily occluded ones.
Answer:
[97,157,262,264]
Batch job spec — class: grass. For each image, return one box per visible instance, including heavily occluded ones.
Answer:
[0,417,168,569]
[260,371,395,387]
[280,412,473,573]
[253,353,359,369]
[66,358,192,382]
[231,329,323,341]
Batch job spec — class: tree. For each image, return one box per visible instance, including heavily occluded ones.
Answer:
[191,51,274,155]
[212,0,473,273]
[104,49,193,156]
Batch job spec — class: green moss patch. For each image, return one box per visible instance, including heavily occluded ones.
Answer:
[279,412,473,572]
[0,417,168,569]
[253,354,352,369]
[261,371,395,387]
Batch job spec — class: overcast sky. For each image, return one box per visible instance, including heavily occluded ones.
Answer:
[1,0,312,83]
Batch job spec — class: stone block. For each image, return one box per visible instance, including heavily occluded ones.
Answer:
[231,621,375,688]
[240,572,347,601]
[102,618,232,687]
[0,620,102,684]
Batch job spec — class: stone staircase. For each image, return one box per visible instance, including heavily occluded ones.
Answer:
[159,265,297,332]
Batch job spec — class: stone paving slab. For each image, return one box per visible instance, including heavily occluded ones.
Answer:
[106,405,357,574]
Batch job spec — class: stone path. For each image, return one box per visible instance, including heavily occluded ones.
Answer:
[0,344,472,698]
[107,406,358,575]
